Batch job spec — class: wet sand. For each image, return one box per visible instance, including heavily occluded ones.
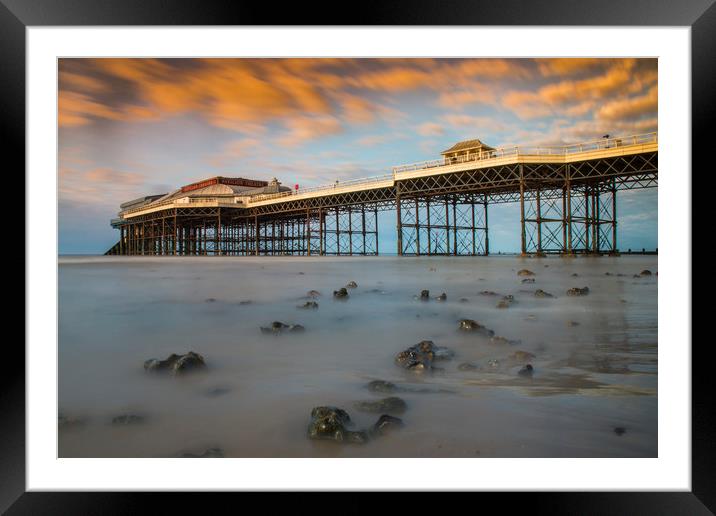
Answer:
[58,255,657,457]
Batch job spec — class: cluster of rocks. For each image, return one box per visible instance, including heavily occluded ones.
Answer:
[416,290,447,301]
[566,286,590,296]
[260,321,305,334]
[307,406,403,444]
[394,340,455,372]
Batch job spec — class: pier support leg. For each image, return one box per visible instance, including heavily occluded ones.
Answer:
[396,184,403,256]
[519,165,526,256]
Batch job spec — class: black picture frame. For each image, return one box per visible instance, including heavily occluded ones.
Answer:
[6,0,708,513]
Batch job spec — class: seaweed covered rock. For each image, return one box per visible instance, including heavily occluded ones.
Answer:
[517,269,535,277]
[395,340,454,372]
[307,406,368,444]
[366,380,400,393]
[566,286,590,296]
[307,407,404,444]
[144,351,206,376]
[534,289,554,298]
[333,287,349,299]
[458,319,494,336]
[369,414,404,437]
[260,321,305,334]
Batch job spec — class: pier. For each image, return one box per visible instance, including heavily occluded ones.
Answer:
[106,132,657,256]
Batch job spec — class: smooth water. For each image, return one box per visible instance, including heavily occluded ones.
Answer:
[58,255,657,457]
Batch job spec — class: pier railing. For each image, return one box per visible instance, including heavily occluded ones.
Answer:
[391,132,658,173]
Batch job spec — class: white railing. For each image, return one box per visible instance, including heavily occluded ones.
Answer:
[247,173,394,203]
[392,132,658,173]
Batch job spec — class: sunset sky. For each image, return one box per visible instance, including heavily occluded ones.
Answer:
[58,58,658,254]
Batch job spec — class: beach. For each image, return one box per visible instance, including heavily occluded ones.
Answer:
[58,255,657,458]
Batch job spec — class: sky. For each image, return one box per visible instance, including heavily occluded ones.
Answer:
[58,58,658,254]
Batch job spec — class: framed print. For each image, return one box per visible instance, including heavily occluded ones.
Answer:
[7,0,710,512]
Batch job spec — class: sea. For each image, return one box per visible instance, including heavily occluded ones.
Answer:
[58,255,657,458]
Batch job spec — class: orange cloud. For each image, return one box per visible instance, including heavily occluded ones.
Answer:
[502,59,657,121]
[536,58,611,77]
[58,58,657,143]
[596,86,658,121]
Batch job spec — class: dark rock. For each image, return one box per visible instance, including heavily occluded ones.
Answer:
[435,292,447,301]
[566,287,590,296]
[517,269,535,276]
[458,319,495,336]
[307,406,368,444]
[333,287,349,299]
[297,301,319,309]
[345,281,358,288]
[534,289,554,298]
[518,364,534,377]
[614,426,627,436]
[366,380,400,393]
[144,351,206,376]
[395,340,454,372]
[370,414,404,437]
[260,322,304,334]
[181,447,224,458]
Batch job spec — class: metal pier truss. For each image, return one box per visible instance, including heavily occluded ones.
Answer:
[107,133,657,257]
